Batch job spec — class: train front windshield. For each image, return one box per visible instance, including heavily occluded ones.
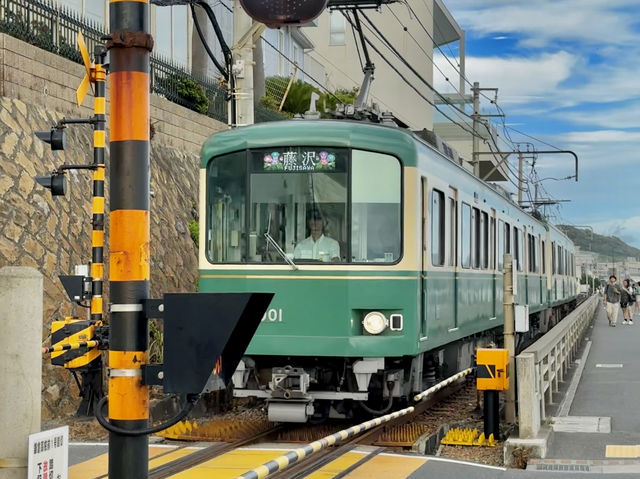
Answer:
[206,147,402,264]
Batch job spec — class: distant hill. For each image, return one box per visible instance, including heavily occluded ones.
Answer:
[558,225,640,261]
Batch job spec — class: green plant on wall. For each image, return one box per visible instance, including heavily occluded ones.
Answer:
[188,219,199,248]
[157,73,210,114]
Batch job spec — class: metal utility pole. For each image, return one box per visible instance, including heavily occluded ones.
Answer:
[232,0,265,126]
[503,254,516,423]
[517,151,524,205]
[472,81,480,177]
[107,1,152,477]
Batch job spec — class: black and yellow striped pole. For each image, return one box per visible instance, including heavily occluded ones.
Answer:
[91,53,107,324]
[106,2,153,477]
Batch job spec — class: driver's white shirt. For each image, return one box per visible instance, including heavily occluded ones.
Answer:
[293,234,340,261]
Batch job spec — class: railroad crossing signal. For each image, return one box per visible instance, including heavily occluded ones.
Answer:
[239,0,329,25]
[76,31,94,106]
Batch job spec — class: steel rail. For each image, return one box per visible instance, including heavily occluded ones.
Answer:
[236,370,472,479]
[146,425,283,479]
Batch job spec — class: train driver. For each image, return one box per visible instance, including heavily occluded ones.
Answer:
[293,208,340,262]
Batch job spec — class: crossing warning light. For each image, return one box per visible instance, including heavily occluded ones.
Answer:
[239,0,329,26]
[35,128,66,151]
[35,173,66,196]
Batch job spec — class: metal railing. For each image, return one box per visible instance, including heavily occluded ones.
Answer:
[516,295,599,438]
[0,0,285,124]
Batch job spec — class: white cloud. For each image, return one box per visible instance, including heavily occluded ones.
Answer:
[561,130,640,143]
[559,102,640,129]
[590,216,640,249]
[434,51,577,106]
[446,0,639,48]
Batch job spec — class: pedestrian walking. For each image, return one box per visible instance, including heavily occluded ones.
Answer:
[603,275,622,326]
[621,279,633,325]
[634,282,640,317]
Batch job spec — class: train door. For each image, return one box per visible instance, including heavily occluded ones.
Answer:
[421,177,428,338]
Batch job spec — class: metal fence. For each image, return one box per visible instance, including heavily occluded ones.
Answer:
[516,295,598,439]
[0,0,285,124]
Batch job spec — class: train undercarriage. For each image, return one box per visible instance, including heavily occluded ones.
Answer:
[231,301,576,423]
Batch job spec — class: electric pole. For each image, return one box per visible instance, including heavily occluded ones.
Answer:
[232,0,265,126]
[518,151,524,205]
[107,1,152,477]
[503,254,516,423]
[472,81,480,177]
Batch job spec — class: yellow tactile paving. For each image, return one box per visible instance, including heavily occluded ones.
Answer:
[342,454,427,478]
[167,449,290,479]
[304,451,368,478]
[69,446,182,479]
[606,445,640,458]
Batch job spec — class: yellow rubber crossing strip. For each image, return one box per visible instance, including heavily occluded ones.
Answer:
[606,445,640,458]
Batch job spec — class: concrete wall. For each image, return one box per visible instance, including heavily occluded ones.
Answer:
[0,34,227,418]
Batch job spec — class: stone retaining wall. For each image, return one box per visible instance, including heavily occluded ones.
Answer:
[0,34,227,418]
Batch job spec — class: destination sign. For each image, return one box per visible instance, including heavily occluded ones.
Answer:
[263,149,337,172]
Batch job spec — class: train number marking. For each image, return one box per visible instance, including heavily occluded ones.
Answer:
[262,308,283,323]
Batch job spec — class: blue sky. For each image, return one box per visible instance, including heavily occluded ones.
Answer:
[433,0,640,248]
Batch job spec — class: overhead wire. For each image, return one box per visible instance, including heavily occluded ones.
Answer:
[341,11,479,137]
[350,11,487,141]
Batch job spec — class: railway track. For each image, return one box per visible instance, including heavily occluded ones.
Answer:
[147,424,282,479]
[264,375,469,479]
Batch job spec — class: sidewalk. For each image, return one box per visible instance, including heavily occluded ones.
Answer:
[545,302,640,460]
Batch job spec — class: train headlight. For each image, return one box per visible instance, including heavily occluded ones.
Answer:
[363,311,388,335]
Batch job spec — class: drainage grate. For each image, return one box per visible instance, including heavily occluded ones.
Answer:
[536,464,591,472]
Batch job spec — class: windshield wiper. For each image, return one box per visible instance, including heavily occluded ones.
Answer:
[264,232,298,270]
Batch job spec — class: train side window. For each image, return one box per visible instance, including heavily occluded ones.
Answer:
[472,207,479,268]
[541,239,546,274]
[351,150,401,263]
[448,197,457,267]
[497,220,504,270]
[505,222,511,254]
[481,211,489,269]
[206,150,247,263]
[490,217,496,269]
[461,203,471,268]
[519,229,524,272]
[514,227,523,272]
[431,189,445,266]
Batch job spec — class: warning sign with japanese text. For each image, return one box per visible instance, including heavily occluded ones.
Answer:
[28,426,68,479]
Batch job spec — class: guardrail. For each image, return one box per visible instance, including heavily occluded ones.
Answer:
[516,295,599,438]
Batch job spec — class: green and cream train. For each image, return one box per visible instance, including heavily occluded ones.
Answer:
[198,120,578,422]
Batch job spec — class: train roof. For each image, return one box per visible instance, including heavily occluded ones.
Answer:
[201,120,419,168]
[202,120,575,249]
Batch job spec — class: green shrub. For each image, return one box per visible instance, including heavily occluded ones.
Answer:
[157,73,210,114]
[188,219,199,247]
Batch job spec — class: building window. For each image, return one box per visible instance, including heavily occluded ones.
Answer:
[329,11,346,46]
[58,0,105,27]
[155,6,172,59]
[172,5,189,67]
[154,5,189,67]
